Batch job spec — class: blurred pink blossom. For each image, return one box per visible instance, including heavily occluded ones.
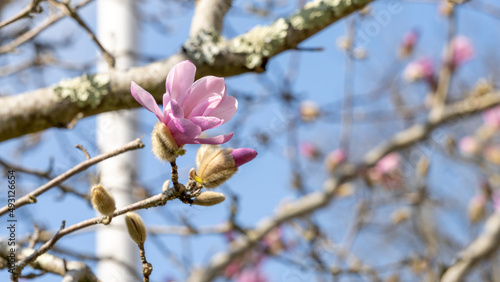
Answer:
[400,30,419,57]
[492,190,500,212]
[131,60,237,146]
[325,148,347,171]
[459,136,479,155]
[375,153,401,174]
[262,227,285,254]
[235,268,268,282]
[483,105,500,128]
[403,57,434,82]
[449,36,474,68]
[300,142,321,159]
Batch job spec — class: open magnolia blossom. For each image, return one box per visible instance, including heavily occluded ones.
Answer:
[190,144,258,188]
[131,60,238,147]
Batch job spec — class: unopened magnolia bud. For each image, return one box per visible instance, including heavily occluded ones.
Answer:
[193,191,226,206]
[91,185,116,216]
[125,212,147,245]
[151,122,180,162]
[194,145,257,188]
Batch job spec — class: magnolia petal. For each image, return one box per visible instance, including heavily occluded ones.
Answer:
[183,76,225,115]
[190,116,223,131]
[131,82,164,121]
[164,99,185,124]
[231,148,258,167]
[167,118,202,145]
[193,132,234,145]
[166,61,196,105]
[188,95,222,118]
[208,95,238,124]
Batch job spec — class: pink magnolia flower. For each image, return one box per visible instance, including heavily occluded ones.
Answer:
[131,60,237,146]
[448,36,474,68]
[483,105,500,128]
[403,57,434,82]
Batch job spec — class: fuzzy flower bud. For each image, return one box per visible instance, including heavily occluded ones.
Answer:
[151,121,181,162]
[403,57,434,82]
[192,145,257,188]
[300,101,320,122]
[125,212,147,245]
[193,191,226,206]
[399,30,419,58]
[91,184,116,217]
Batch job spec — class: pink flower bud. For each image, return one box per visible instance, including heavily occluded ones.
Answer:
[483,105,500,129]
[399,30,419,58]
[325,148,347,172]
[459,136,479,155]
[193,145,257,188]
[300,142,321,160]
[375,153,401,174]
[449,36,474,68]
[231,148,258,167]
[403,57,434,82]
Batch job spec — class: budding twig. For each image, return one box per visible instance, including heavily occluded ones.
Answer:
[0,138,145,217]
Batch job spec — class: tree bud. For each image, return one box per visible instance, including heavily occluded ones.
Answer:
[125,212,147,245]
[193,191,226,206]
[151,122,181,162]
[91,184,116,216]
[192,145,257,188]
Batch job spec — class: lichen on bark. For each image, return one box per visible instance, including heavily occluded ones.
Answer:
[53,74,110,109]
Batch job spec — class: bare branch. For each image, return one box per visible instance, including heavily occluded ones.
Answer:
[0,240,100,281]
[0,138,145,216]
[0,0,93,54]
[0,0,44,30]
[440,212,500,282]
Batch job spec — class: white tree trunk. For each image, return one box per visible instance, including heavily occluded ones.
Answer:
[96,0,138,281]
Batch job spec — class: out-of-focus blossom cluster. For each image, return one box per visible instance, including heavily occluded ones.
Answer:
[223,227,288,282]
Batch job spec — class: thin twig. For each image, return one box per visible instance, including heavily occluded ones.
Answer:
[75,144,91,160]
[0,138,145,216]
[0,0,44,30]
[49,0,115,68]
[0,0,93,54]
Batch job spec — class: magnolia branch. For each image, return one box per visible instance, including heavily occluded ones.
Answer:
[0,0,373,142]
[0,138,145,217]
[11,180,197,278]
[187,91,500,282]
[0,241,99,281]
[440,212,500,282]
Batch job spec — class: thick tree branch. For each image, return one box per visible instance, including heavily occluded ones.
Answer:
[0,0,372,142]
[187,92,500,281]
[190,0,232,36]
[440,212,500,282]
